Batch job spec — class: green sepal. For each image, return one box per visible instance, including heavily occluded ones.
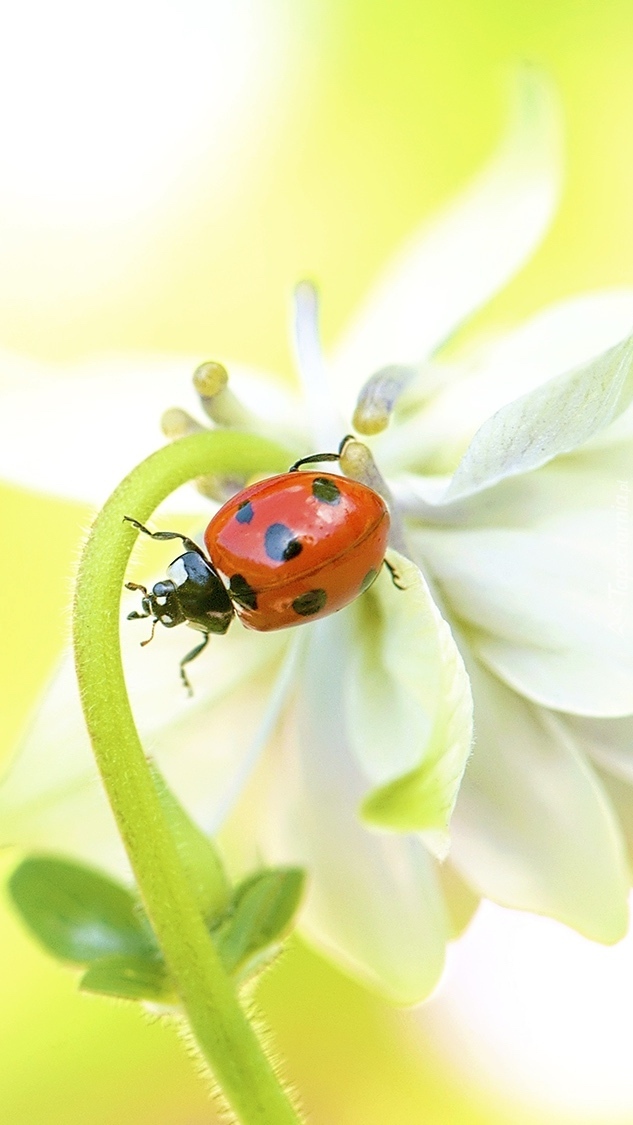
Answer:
[213,867,306,979]
[150,763,230,922]
[79,953,175,1003]
[8,855,157,964]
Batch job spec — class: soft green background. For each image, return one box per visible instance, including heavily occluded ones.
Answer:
[2,1,633,1121]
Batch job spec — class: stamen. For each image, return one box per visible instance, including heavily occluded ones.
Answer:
[193,360,254,429]
[195,474,249,504]
[160,403,238,501]
[352,364,416,435]
[161,407,204,440]
[339,437,409,555]
[193,360,229,398]
[191,362,268,499]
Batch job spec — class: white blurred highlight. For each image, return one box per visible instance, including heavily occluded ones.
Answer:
[0,0,283,221]
[420,898,633,1122]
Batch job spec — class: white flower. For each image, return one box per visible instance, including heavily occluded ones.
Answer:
[2,71,633,1004]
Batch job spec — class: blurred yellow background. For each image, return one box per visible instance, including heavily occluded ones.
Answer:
[2,0,633,1121]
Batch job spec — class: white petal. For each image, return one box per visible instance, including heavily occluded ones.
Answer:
[460,290,633,415]
[0,618,288,872]
[376,290,633,477]
[292,282,346,450]
[437,861,480,939]
[329,69,561,411]
[592,769,633,870]
[399,433,633,527]
[580,398,633,452]
[450,657,630,942]
[565,714,633,785]
[419,899,633,1120]
[444,329,633,501]
[345,554,473,856]
[264,619,449,1004]
[0,350,305,509]
[414,485,633,716]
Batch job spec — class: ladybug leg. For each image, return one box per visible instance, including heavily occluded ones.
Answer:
[123,516,204,557]
[287,435,355,471]
[288,450,341,472]
[179,632,210,695]
[140,618,158,648]
[384,557,406,590]
[126,605,158,648]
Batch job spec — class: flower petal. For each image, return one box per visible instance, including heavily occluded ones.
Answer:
[0,351,304,508]
[565,714,633,785]
[449,656,630,942]
[344,553,473,856]
[414,485,633,716]
[401,428,633,525]
[0,620,288,872]
[444,329,633,501]
[292,282,346,450]
[591,768,633,875]
[330,68,561,409]
[376,290,633,478]
[264,618,449,1004]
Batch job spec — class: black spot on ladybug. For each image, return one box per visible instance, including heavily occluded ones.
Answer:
[360,568,378,593]
[265,522,303,562]
[229,573,258,610]
[235,501,254,524]
[292,589,327,616]
[312,476,341,504]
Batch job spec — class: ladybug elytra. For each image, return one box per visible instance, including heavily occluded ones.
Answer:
[125,442,395,691]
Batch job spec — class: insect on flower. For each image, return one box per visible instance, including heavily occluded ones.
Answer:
[125,437,400,691]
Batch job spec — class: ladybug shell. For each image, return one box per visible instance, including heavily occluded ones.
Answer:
[204,471,390,631]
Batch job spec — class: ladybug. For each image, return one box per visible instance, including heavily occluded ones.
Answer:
[125,441,398,691]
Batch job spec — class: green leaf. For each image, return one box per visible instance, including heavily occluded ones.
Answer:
[149,763,230,922]
[80,954,174,1003]
[8,856,157,964]
[214,868,305,977]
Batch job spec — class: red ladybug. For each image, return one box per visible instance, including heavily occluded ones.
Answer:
[125,443,394,691]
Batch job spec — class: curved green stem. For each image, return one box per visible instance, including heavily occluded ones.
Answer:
[73,431,302,1125]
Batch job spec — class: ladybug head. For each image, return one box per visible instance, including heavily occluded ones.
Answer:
[126,549,234,638]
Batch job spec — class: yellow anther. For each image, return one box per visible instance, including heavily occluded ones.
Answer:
[353,365,415,435]
[341,438,411,555]
[352,403,390,436]
[192,361,229,398]
[193,360,253,428]
[339,437,385,493]
[161,408,204,440]
[194,475,245,503]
